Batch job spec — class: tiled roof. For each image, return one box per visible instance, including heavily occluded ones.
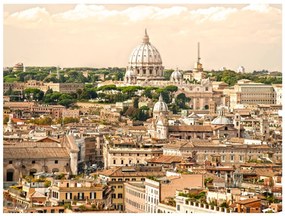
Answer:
[169,125,212,132]
[4,146,69,159]
[146,155,182,164]
[237,198,260,205]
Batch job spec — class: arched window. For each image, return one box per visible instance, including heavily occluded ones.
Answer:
[6,169,14,181]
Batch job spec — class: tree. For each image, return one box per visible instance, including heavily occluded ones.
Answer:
[175,93,190,109]
[164,85,178,92]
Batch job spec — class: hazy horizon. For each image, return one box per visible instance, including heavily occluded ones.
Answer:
[4,4,282,72]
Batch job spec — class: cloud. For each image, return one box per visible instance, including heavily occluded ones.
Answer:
[190,7,238,22]
[4,4,282,71]
[10,7,49,21]
[242,4,271,13]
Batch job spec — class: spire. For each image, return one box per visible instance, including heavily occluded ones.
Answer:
[159,93,163,102]
[197,42,201,63]
[143,28,150,43]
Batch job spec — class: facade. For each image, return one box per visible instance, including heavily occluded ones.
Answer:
[97,166,165,211]
[3,135,79,185]
[49,180,113,209]
[228,82,275,109]
[103,139,163,169]
[3,81,84,94]
[124,182,145,213]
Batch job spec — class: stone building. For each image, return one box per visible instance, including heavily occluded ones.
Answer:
[227,82,275,109]
[103,136,163,169]
[3,135,79,185]
[162,138,282,167]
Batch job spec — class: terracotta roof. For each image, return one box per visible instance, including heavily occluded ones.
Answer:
[237,198,260,205]
[128,126,147,131]
[146,155,182,164]
[4,147,69,159]
[169,125,212,132]
[31,191,46,198]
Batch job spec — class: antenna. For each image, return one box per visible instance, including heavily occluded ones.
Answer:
[198,42,201,63]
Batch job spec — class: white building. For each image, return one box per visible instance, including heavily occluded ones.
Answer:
[237,66,245,73]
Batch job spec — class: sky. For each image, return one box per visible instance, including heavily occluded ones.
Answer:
[3,3,282,72]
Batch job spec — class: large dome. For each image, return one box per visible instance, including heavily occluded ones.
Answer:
[127,29,164,81]
[128,42,162,65]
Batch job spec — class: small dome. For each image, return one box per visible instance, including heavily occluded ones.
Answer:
[211,106,232,125]
[170,68,183,82]
[211,116,232,125]
[153,94,168,113]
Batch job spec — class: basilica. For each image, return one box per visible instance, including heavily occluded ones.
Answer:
[124,29,206,86]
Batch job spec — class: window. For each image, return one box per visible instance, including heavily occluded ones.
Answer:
[113,160,116,164]
[137,153,139,156]
[112,194,116,199]
[121,160,124,165]
[131,178,136,181]
[118,185,123,188]
[230,155,234,161]
[177,205,180,211]
[141,178,145,181]
[55,160,58,164]
[9,161,12,164]
[118,178,123,181]
[111,178,116,181]
[239,155,243,162]
[118,193,123,198]
[32,160,35,164]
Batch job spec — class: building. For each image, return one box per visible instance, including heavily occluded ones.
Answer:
[62,109,80,119]
[103,136,163,169]
[49,179,113,209]
[162,139,281,167]
[125,29,164,84]
[96,166,165,211]
[234,198,261,213]
[13,63,24,72]
[3,135,79,186]
[227,82,275,109]
[272,84,282,105]
[124,182,145,213]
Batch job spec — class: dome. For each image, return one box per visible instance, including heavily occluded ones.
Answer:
[211,116,232,125]
[127,29,164,80]
[128,30,162,65]
[170,68,183,82]
[211,106,232,125]
[153,94,168,113]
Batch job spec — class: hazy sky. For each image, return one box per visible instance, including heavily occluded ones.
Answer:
[3,3,282,71]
